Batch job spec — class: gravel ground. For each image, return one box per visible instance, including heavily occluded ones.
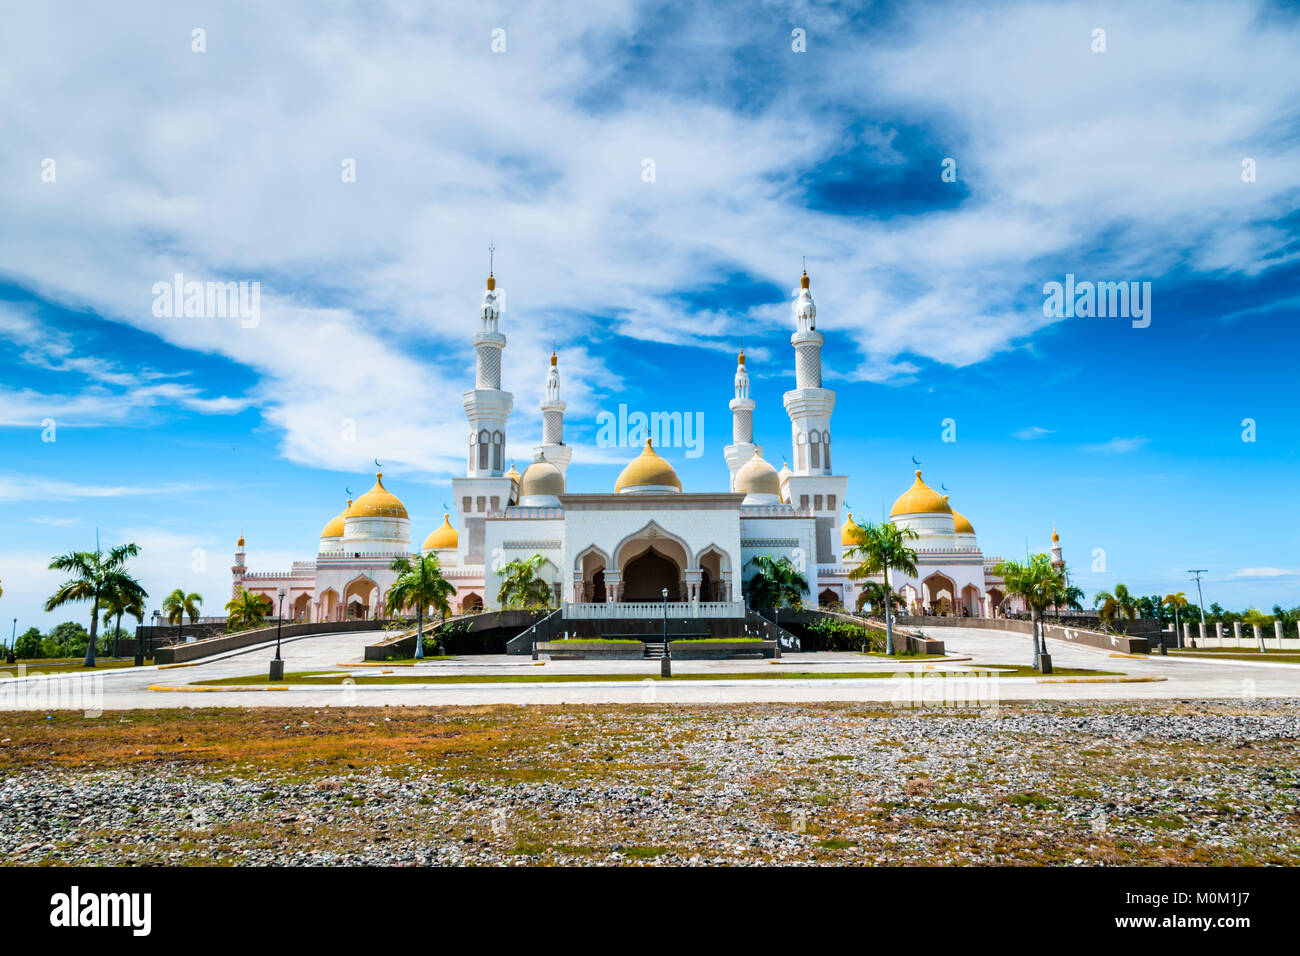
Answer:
[2,700,1299,865]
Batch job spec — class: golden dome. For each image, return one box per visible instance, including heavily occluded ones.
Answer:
[319,499,352,539]
[423,514,458,551]
[519,456,565,497]
[550,351,557,367]
[237,535,245,548]
[1051,527,1060,544]
[889,470,952,517]
[800,269,810,289]
[615,438,682,493]
[349,473,408,519]
[735,449,780,498]
[505,462,521,481]
[841,513,863,546]
[952,511,975,535]
[486,274,495,291]
[737,348,745,366]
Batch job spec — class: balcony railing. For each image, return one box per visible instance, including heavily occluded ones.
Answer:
[564,601,745,620]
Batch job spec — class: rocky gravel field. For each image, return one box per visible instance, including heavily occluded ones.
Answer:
[2,700,1299,865]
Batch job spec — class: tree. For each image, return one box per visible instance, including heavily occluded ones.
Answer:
[993,553,1063,669]
[388,554,456,660]
[223,589,267,632]
[496,554,555,610]
[855,581,902,616]
[100,572,148,659]
[45,542,141,667]
[1093,583,1137,625]
[743,555,810,626]
[163,589,204,644]
[1163,592,1189,649]
[13,627,42,659]
[844,519,919,655]
[1208,602,1224,623]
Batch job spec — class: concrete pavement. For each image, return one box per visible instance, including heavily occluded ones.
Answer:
[0,623,1296,710]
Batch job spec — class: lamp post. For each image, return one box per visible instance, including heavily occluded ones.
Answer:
[1188,569,1208,648]
[7,618,15,664]
[660,587,671,678]
[269,586,286,680]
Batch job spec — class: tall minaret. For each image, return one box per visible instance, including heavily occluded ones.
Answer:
[231,535,246,601]
[533,350,572,477]
[453,250,517,570]
[462,253,513,477]
[783,267,835,476]
[723,348,759,490]
[781,265,847,575]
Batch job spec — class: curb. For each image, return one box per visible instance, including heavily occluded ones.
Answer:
[1037,675,1166,684]
[148,684,289,692]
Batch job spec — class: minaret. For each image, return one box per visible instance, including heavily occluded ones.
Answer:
[462,254,513,478]
[231,535,246,601]
[452,250,520,572]
[533,350,572,478]
[782,267,835,476]
[723,348,759,490]
[780,265,847,574]
[1050,526,1065,579]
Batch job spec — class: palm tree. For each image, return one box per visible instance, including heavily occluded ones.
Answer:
[388,554,456,660]
[45,542,141,667]
[496,554,556,610]
[993,553,1062,668]
[854,580,901,616]
[164,589,204,644]
[223,589,267,632]
[844,520,919,655]
[743,555,809,628]
[1093,583,1137,625]
[99,573,148,659]
[1163,591,1189,649]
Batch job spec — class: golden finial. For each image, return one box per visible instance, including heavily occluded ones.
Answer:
[487,242,496,290]
[801,256,809,289]
[550,350,557,367]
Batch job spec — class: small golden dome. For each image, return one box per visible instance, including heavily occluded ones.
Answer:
[889,470,952,517]
[735,449,780,497]
[505,462,521,481]
[615,438,682,493]
[1051,528,1060,544]
[800,269,810,289]
[486,274,495,291]
[550,351,557,367]
[952,511,975,535]
[738,348,745,366]
[237,535,245,548]
[841,513,863,546]
[320,499,352,539]
[520,456,565,498]
[349,474,408,519]
[423,514,458,551]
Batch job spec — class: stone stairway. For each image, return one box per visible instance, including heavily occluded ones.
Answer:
[643,642,666,659]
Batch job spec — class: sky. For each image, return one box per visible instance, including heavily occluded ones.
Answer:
[1,0,1298,633]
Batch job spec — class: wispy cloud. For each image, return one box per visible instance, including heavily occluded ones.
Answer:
[1013,425,1054,440]
[1229,567,1300,579]
[1083,436,1150,455]
[0,476,211,502]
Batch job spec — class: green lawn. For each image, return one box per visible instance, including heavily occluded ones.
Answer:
[1169,648,1300,664]
[194,664,1121,686]
[3,657,154,671]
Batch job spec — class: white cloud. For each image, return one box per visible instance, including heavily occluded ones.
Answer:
[0,0,1295,476]
[0,475,210,502]
[1230,567,1300,579]
[1014,426,1054,440]
[1082,436,1150,455]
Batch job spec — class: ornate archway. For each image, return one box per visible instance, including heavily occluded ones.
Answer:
[960,584,981,617]
[343,575,378,620]
[621,547,682,602]
[922,572,956,615]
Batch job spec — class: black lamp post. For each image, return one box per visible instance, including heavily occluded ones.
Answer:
[269,586,286,680]
[660,587,671,678]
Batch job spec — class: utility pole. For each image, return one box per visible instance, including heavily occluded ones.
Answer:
[1188,569,1208,648]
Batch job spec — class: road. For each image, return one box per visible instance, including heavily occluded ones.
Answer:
[0,624,1295,710]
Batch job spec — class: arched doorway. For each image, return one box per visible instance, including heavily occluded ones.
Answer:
[819,587,839,608]
[987,587,1005,617]
[922,573,956,615]
[318,588,339,622]
[576,546,609,603]
[292,593,311,621]
[460,593,483,614]
[622,547,681,602]
[343,576,378,620]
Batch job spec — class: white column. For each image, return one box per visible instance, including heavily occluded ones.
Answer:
[1275,620,1285,648]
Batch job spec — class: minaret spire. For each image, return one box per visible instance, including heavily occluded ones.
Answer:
[534,349,571,478]
[723,346,759,490]
[464,250,512,477]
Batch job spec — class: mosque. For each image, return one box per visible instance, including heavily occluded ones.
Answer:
[232,267,1045,625]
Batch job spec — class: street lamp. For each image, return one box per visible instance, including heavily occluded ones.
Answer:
[1188,569,1208,648]
[269,586,286,680]
[7,618,15,664]
[660,587,671,678]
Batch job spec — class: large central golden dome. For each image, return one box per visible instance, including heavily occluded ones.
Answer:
[349,473,408,519]
[889,470,952,517]
[615,439,682,493]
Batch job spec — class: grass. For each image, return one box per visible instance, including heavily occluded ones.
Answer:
[668,638,765,643]
[2,657,155,672]
[194,664,1122,686]
[1168,648,1300,664]
[547,638,643,644]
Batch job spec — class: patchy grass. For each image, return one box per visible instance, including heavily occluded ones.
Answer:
[2,658,154,672]
[1169,649,1300,664]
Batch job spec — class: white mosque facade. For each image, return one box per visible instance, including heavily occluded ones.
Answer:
[232,268,1035,626]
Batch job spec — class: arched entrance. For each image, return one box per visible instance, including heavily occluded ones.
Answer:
[622,547,681,602]
[819,587,839,608]
[343,576,378,620]
[318,588,339,622]
[961,584,981,617]
[987,587,1005,617]
[292,593,311,621]
[575,546,609,603]
[460,593,483,613]
[922,573,956,615]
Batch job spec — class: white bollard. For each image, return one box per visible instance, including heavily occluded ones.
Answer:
[1254,624,1264,652]
[1183,622,1192,647]
[1234,621,1243,647]
[1276,620,1285,649]
[1198,622,1206,646]
[1216,621,1223,643]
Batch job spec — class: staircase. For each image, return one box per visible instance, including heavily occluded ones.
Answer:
[643,642,666,659]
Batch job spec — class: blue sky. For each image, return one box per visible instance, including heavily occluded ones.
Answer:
[2,0,1298,632]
